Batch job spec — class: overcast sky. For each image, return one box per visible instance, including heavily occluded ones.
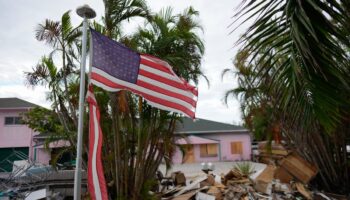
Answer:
[0,0,248,125]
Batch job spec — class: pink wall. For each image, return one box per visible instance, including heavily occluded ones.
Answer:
[172,147,183,164]
[204,133,251,161]
[35,148,51,165]
[0,109,37,160]
[172,132,251,164]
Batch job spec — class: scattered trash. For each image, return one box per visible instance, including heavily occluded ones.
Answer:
[172,171,187,186]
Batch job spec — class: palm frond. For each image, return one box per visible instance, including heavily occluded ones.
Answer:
[35,19,61,47]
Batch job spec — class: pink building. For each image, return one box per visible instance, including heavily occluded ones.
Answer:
[0,98,39,171]
[0,98,70,172]
[172,118,251,164]
[0,97,251,171]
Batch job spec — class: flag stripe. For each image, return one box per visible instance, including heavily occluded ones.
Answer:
[92,79,194,118]
[138,68,198,96]
[91,71,195,117]
[140,56,172,75]
[91,68,196,111]
[92,106,102,200]
[138,74,197,100]
[139,64,182,84]
[141,55,198,90]
[91,70,195,115]
[87,88,108,200]
[140,56,198,96]
[137,79,197,107]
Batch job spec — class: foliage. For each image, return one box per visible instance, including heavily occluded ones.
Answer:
[95,5,205,198]
[22,107,64,136]
[101,0,150,38]
[24,1,205,199]
[126,6,206,84]
[35,10,82,126]
[233,161,255,177]
[226,0,350,193]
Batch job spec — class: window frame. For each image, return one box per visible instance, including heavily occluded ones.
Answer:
[4,116,23,125]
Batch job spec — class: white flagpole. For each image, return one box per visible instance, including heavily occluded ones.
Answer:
[74,5,96,200]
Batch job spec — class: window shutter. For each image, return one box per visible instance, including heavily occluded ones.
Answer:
[231,141,243,154]
[200,144,207,157]
[237,142,243,154]
[207,144,218,155]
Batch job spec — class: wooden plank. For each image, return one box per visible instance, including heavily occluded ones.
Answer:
[200,144,207,157]
[231,141,243,154]
[258,142,287,151]
[207,144,218,155]
[274,167,293,183]
[295,182,312,200]
[259,149,289,156]
[280,153,318,184]
[254,165,276,195]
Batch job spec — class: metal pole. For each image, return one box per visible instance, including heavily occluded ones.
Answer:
[74,5,96,200]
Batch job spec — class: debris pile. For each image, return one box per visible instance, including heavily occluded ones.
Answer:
[157,151,328,200]
[256,142,289,165]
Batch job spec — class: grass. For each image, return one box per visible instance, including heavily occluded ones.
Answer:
[233,161,255,177]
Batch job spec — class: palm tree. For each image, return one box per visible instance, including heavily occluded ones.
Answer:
[25,57,76,151]
[127,6,206,84]
[228,0,350,193]
[99,0,150,38]
[92,6,206,199]
[35,10,82,125]
[90,1,151,198]
[114,7,206,199]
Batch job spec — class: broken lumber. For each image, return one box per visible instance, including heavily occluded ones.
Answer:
[279,153,318,184]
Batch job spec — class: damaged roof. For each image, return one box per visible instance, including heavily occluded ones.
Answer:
[175,117,248,134]
[0,97,39,109]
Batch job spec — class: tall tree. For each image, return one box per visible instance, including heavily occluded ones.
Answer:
[127,6,206,83]
[227,0,350,193]
[35,11,82,125]
[25,56,77,160]
[25,1,205,198]
[92,5,205,198]
[113,7,206,199]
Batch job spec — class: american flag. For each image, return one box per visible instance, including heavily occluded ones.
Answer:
[86,86,108,200]
[90,29,198,118]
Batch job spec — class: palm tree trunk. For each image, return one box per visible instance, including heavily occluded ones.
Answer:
[109,92,121,195]
[62,45,78,126]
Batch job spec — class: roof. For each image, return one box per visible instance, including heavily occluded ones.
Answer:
[176,135,219,145]
[175,118,248,134]
[0,98,39,109]
[34,140,70,149]
[33,133,53,139]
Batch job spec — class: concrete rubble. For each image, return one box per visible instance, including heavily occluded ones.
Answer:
[156,145,347,200]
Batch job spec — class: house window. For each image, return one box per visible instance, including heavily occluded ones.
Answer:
[200,144,218,157]
[231,141,243,154]
[4,117,23,125]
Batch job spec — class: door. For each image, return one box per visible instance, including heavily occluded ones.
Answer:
[183,144,195,163]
